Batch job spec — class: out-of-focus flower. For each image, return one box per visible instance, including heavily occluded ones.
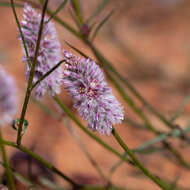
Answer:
[63,50,124,135]
[0,66,17,125]
[19,3,63,98]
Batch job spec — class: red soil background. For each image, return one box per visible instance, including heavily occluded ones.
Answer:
[1,0,190,189]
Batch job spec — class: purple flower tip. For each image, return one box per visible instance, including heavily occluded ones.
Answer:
[19,3,63,99]
[0,66,18,125]
[63,50,124,135]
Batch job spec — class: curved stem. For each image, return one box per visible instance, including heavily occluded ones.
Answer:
[53,95,133,164]
[65,42,190,171]
[2,139,80,188]
[10,0,31,68]
[53,95,172,189]
[0,129,15,190]
[2,140,131,190]
[111,128,170,190]
[105,69,159,134]
[64,117,108,183]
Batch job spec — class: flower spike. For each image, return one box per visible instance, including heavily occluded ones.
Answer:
[63,50,124,135]
[19,3,63,99]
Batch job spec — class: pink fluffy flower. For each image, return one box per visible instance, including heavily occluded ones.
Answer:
[63,50,124,135]
[19,3,63,98]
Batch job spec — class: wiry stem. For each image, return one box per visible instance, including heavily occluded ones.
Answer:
[111,128,170,190]
[67,41,190,171]
[0,139,131,190]
[10,0,31,67]
[0,129,15,190]
[2,139,80,188]
[30,60,65,91]
[53,95,133,164]
[16,0,49,145]
[64,117,109,183]
[53,95,173,189]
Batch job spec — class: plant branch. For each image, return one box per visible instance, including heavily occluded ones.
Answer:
[63,117,109,183]
[30,60,65,91]
[111,128,170,190]
[10,0,31,67]
[16,0,49,145]
[53,95,133,165]
[2,139,80,188]
[0,129,15,190]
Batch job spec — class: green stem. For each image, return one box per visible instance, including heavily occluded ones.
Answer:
[1,140,131,190]
[2,140,80,188]
[38,0,82,38]
[0,161,36,188]
[105,69,159,134]
[10,0,31,67]
[64,41,190,171]
[46,0,68,23]
[30,60,65,91]
[106,70,190,168]
[16,0,49,145]
[70,0,83,25]
[64,118,108,183]
[64,41,159,135]
[53,95,133,164]
[0,129,15,190]
[111,128,170,190]
[85,41,175,131]
[38,0,177,133]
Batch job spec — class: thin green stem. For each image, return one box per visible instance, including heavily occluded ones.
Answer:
[0,129,15,190]
[16,0,49,145]
[64,41,159,135]
[107,68,190,169]
[64,117,108,183]
[111,129,170,190]
[34,95,190,178]
[105,70,159,134]
[0,161,37,188]
[38,0,82,38]
[70,0,83,25]
[0,1,23,8]
[46,0,68,23]
[53,95,133,164]
[61,42,190,171]
[110,126,190,177]
[80,42,190,169]
[86,0,108,24]
[35,95,185,189]
[40,1,179,133]
[2,140,80,188]
[0,140,130,190]
[10,0,31,67]
[106,69,190,169]
[85,41,176,131]
[30,60,65,91]
[36,0,181,134]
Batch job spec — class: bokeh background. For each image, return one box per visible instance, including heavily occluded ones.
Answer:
[1,0,190,189]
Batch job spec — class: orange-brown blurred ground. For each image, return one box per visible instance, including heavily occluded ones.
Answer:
[1,0,190,189]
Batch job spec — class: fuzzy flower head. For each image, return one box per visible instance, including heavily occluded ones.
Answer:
[63,50,124,135]
[0,66,18,125]
[19,3,63,98]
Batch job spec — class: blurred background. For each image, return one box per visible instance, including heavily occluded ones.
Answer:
[1,0,190,189]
